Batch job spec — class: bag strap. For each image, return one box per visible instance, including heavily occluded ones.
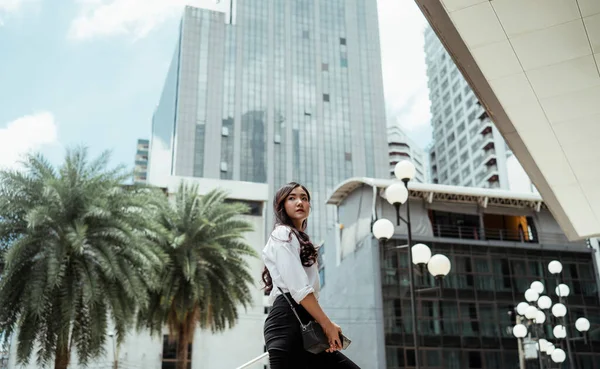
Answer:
[277,287,306,327]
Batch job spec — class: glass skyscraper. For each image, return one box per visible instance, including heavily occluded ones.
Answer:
[149,1,388,240]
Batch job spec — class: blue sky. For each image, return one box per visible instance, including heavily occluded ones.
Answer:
[0,0,431,173]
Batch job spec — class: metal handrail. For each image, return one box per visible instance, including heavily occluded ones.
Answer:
[430,224,572,245]
[235,352,269,369]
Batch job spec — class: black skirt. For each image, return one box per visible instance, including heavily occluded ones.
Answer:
[263,294,361,369]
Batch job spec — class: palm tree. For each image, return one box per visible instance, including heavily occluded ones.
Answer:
[0,148,165,369]
[137,183,257,369]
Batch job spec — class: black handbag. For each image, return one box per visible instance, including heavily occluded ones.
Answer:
[278,288,330,354]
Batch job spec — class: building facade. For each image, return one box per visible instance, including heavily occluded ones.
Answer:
[133,138,149,184]
[424,26,534,191]
[148,1,389,241]
[319,178,600,369]
[387,125,428,183]
[6,177,270,369]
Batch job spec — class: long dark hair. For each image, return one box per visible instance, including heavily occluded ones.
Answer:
[262,182,319,294]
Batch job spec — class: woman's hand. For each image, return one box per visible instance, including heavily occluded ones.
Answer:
[322,321,342,353]
[297,294,342,353]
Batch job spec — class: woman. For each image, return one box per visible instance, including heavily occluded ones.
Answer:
[262,182,360,369]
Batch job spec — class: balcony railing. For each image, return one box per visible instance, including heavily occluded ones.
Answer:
[430,224,570,245]
[235,353,268,369]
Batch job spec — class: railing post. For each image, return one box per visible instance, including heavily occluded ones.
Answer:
[234,352,269,369]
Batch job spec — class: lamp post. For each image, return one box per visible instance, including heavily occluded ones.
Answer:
[108,331,118,369]
[511,261,592,369]
[372,160,452,369]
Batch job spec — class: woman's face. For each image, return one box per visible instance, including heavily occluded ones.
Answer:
[284,186,310,225]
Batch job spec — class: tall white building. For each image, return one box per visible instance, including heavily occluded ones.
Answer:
[424,26,533,191]
[133,139,149,184]
[387,124,428,183]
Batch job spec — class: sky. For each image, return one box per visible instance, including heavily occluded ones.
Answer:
[0,0,432,172]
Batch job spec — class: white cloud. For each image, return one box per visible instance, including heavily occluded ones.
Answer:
[0,0,38,25]
[0,0,24,12]
[68,0,229,41]
[0,112,59,169]
[377,0,432,147]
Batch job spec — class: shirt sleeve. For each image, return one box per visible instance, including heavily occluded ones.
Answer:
[271,226,315,304]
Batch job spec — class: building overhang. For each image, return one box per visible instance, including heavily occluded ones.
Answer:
[327,177,544,211]
[163,176,270,202]
[415,0,600,240]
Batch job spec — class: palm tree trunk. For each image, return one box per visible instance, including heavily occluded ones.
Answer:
[54,345,70,369]
[176,323,190,369]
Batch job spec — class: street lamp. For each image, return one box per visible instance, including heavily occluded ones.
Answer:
[108,331,118,369]
[525,288,540,303]
[537,295,552,310]
[531,281,545,294]
[372,160,452,369]
[575,317,591,333]
[511,261,594,369]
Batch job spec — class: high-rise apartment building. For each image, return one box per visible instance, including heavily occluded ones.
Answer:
[149,1,388,240]
[387,124,428,183]
[133,139,149,184]
[424,26,531,190]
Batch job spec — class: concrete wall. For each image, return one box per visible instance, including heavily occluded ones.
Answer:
[319,185,387,369]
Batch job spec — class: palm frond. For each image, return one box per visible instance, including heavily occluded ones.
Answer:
[136,183,258,343]
[0,147,166,367]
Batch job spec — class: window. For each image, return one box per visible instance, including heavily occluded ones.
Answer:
[319,268,325,288]
[442,92,450,104]
[441,78,449,90]
[462,164,470,178]
[454,107,464,122]
[454,94,462,107]
[470,125,479,138]
[340,37,346,45]
[224,199,263,216]
[302,30,309,39]
[220,162,227,172]
[321,62,329,72]
[340,57,348,67]
[447,133,455,144]
[162,335,192,369]
[452,80,460,94]
[323,93,330,102]
[450,160,458,172]
[439,157,447,169]
[461,150,469,163]
[468,110,477,123]
[444,105,452,117]
[221,126,229,136]
[468,352,482,368]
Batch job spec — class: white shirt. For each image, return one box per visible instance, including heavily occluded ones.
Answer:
[262,225,320,305]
